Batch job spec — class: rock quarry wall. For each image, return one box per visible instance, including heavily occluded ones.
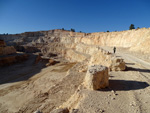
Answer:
[0,28,150,56]
[59,28,150,53]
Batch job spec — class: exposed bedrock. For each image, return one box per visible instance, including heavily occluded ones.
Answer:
[0,54,29,67]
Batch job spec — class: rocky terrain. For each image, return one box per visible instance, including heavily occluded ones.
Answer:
[0,28,150,113]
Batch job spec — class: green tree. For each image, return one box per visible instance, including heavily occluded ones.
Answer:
[71,28,75,32]
[129,24,135,30]
[107,30,109,32]
[62,28,64,30]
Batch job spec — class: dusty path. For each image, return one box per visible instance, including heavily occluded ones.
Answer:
[68,46,150,113]
[101,46,150,68]
[82,46,150,113]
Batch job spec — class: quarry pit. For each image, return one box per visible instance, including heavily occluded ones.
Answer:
[0,28,150,113]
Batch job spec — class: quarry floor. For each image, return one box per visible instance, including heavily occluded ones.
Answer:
[0,47,150,113]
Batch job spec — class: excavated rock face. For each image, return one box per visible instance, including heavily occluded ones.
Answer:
[0,54,29,67]
[63,49,89,62]
[0,40,16,55]
[0,40,6,47]
[0,31,127,71]
[84,65,109,90]
[0,46,16,55]
[1,28,150,54]
[0,40,29,67]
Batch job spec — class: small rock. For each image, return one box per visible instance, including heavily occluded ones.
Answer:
[50,108,69,113]
[111,97,115,100]
[115,93,118,96]
[99,109,105,113]
[108,94,111,96]
[111,90,114,93]
[71,109,78,113]
[34,110,42,113]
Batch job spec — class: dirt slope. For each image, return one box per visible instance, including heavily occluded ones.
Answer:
[0,47,150,113]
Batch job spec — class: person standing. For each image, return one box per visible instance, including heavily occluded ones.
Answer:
[113,47,116,53]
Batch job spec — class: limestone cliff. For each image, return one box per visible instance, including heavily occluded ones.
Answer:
[0,28,150,54]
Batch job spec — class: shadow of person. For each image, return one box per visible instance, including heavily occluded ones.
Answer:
[125,63,135,65]
[99,80,149,91]
[125,66,150,73]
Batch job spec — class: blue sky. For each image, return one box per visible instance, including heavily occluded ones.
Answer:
[0,0,150,34]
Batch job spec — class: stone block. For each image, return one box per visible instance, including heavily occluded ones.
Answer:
[110,58,126,71]
[84,65,109,90]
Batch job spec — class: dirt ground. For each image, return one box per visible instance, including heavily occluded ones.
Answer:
[0,47,150,113]
[60,47,150,113]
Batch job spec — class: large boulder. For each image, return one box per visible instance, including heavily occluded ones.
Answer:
[110,57,126,71]
[84,65,109,90]
[89,50,126,71]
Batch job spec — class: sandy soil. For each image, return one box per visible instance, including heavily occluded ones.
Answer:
[0,47,150,113]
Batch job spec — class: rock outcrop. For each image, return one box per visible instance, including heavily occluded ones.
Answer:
[110,57,126,71]
[84,65,109,90]
[89,48,126,71]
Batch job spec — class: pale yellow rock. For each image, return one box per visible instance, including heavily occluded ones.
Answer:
[64,49,88,62]
[84,65,109,90]
[89,50,112,67]
[89,49,126,71]
[110,57,126,71]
